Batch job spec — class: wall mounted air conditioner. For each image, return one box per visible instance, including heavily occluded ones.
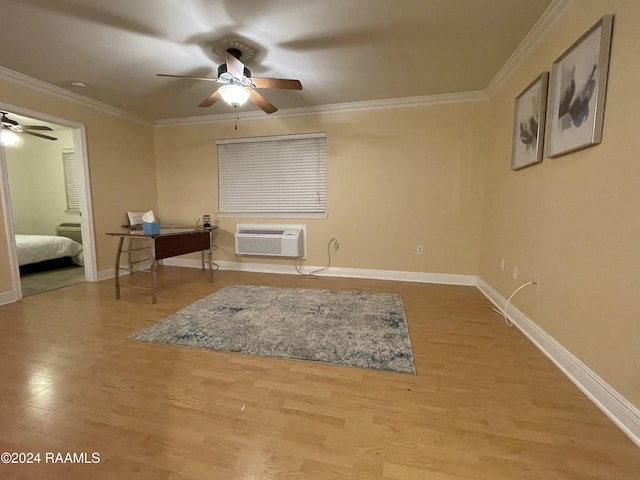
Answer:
[235,224,305,257]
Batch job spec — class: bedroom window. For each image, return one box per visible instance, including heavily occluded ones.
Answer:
[62,148,81,214]
[217,133,326,218]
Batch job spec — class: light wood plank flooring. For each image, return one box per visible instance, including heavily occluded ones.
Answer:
[0,267,638,479]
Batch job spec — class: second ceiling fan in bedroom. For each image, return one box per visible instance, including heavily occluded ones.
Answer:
[157,48,302,114]
[1,112,58,142]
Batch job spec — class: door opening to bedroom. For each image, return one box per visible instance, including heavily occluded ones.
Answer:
[0,109,91,297]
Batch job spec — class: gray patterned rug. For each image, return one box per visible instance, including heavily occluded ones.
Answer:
[130,285,416,374]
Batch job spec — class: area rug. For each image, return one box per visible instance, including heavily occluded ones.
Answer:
[130,285,416,374]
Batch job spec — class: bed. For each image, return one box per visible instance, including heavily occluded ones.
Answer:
[15,234,84,274]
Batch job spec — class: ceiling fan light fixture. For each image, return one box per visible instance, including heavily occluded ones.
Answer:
[1,129,19,146]
[219,85,251,106]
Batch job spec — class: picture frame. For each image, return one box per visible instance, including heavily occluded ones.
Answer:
[126,211,146,225]
[511,72,549,170]
[546,15,614,158]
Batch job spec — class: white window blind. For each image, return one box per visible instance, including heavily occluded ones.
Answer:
[61,148,81,214]
[217,133,326,217]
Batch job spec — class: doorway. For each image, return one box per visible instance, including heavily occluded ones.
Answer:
[0,103,96,301]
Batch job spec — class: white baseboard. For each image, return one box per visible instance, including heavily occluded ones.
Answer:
[0,290,18,306]
[161,257,478,286]
[98,260,154,281]
[477,278,640,448]
[97,269,115,281]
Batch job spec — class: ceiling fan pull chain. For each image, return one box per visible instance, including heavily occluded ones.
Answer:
[234,106,239,130]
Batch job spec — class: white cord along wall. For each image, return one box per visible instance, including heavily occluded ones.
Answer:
[493,280,538,327]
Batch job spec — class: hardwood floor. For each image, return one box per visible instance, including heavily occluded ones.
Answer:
[0,267,638,479]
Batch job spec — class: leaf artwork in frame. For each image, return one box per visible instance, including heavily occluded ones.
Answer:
[511,72,549,170]
[546,15,614,158]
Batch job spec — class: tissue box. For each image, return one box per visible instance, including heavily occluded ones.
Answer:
[142,222,160,235]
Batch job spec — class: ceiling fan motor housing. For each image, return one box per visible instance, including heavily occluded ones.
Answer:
[218,63,251,79]
[156,45,300,114]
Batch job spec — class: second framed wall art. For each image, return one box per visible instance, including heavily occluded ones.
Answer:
[511,72,549,170]
[546,15,614,158]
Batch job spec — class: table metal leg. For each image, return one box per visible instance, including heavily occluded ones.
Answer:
[207,249,213,282]
[114,236,124,300]
[127,237,135,274]
[150,239,157,304]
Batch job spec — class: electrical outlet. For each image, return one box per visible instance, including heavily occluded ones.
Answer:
[416,245,424,255]
[534,274,541,291]
[332,239,339,250]
[500,258,506,271]
[512,265,518,279]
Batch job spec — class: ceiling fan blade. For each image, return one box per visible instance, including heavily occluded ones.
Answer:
[23,125,54,131]
[1,113,19,126]
[156,73,218,82]
[199,89,222,108]
[251,78,302,90]
[22,130,58,141]
[249,89,277,114]
[225,51,245,79]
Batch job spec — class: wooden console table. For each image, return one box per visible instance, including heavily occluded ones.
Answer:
[106,227,217,304]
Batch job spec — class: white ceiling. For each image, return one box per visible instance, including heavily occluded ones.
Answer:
[0,0,553,122]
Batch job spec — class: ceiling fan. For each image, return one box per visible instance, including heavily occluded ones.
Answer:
[1,112,58,141]
[157,48,302,114]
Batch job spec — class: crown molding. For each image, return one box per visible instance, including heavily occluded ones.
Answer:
[1,0,568,131]
[154,90,489,127]
[486,0,575,97]
[0,65,152,126]
[0,62,487,128]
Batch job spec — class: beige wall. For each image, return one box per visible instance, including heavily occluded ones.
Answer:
[479,0,640,407]
[155,102,489,275]
[0,78,157,292]
[7,129,77,235]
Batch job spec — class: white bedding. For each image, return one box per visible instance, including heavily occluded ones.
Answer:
[15,234,84,267]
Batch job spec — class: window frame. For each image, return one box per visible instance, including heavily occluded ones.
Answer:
[216,132,327,219]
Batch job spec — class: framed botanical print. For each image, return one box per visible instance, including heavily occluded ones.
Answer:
[546,15,614,158]
[511,72,549,170]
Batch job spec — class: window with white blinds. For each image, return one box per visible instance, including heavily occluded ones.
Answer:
[217,133,326,217]
[61,148,81,214]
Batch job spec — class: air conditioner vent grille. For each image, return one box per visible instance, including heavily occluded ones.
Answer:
[235,224,304,257]
[238,229,284,235]
[237,237,282,255]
